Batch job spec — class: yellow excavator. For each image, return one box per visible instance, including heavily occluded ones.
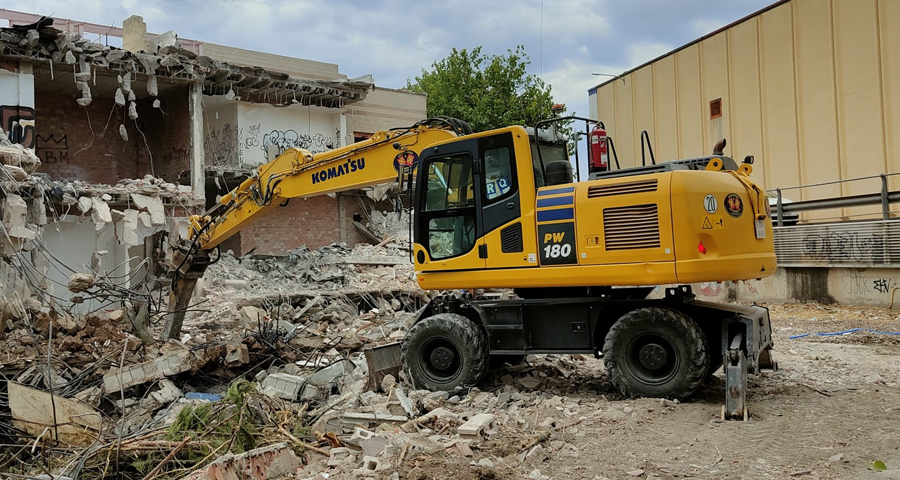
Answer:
[165,116,777,419]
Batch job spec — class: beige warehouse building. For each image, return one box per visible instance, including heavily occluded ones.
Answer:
[588,0,899,219]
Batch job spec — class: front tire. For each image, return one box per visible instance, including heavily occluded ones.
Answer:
[402,313,488,392]
[603,307,708,400]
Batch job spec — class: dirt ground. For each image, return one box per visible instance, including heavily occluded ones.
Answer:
[398,303,900,480]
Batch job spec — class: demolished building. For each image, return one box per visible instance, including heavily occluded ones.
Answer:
[0,10,425,314]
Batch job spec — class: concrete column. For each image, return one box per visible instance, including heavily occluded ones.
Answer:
[188,83,205,203]
[122,16,148,53]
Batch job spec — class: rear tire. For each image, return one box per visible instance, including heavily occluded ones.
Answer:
[402,313,488,393]
[603,307,708,400]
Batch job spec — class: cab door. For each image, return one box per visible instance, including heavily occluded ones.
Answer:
[414,140,485,272]
[477,132,525,269]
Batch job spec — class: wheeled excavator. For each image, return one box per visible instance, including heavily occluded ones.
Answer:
[165,116,777,419]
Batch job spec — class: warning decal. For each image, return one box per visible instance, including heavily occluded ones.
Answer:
[701,215,724,230]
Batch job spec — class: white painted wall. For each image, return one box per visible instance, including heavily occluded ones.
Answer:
[0,69,36,148]
[40,217,131,313]
[202,96,239,168]
[238,103,343,166]
[201,97,344,169]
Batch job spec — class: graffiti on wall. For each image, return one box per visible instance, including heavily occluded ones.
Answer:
[802,232,885,263]
[260,129,336,161]
[1,105,36,148]
[204,123,237,166]
[841,271,896,298]
[36,133,68,164]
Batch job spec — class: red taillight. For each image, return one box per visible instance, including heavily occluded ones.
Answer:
[698,241,707,254]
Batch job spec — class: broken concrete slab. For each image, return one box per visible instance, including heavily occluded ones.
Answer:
[67,273,95,293]
[9,382,102,446]
[225,343,249,367]
[77,196,92,213]
[150,378,182,404]
[458,413,497,439]
[103,345,192,392]
[260,373,316,401]
[183,442,300,480]
[91,197,112,229]
[327,446,354,467]
[131,193,166,225]
[307,360,353,387]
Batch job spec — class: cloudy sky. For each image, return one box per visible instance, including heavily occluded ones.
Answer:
[10,0,772,132]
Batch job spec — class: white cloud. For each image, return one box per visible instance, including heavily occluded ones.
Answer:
[629,42,674,67]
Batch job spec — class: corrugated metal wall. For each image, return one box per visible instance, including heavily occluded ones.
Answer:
[592,0,900,220]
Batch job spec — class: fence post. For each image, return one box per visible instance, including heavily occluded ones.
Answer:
[881,173,890,220]
[776,188,784,227]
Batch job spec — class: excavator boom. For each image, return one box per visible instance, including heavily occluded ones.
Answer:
[162,118,468,339]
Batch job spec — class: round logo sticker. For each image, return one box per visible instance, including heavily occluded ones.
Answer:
[703,195,718,214]
[393,151,419,171]
[725,193,743,218]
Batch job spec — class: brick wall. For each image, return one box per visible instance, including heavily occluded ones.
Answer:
[235,195,341,255]
[35,94,143,184]
[34,86,192,186]
[137,88,192,184]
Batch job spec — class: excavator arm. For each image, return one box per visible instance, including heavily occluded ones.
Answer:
[161,118,469,339]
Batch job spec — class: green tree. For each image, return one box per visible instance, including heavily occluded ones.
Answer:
[406,45,563,132]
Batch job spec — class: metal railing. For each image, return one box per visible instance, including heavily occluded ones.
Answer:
[773,172,900,226]
[774,219,900,268]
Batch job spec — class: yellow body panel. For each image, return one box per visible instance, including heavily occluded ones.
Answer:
[414,142,775,289]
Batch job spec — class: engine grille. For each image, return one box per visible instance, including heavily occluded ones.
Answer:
[500,222,523,253]
[588,178,658,198]
[603,204,661,250]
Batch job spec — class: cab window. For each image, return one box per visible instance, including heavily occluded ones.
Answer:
[480,132,517,203]
[421,154,476,259]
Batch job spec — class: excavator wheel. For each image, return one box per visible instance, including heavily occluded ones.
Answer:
[402,313,488,393]
[603,307,709,400]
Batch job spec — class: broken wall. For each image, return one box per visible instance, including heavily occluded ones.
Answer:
[203,97,344,169]
[137,88,193,184]
[0,65,36,149]
[35,93,150,183]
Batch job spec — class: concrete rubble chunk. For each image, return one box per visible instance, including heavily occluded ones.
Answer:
[150,378,182,404]
[128,101,138,120]
[307,360,352,387]
[360,434,391,457]
[353,456,389,476]
[1,164,27,181]
[225,343,250,367]
[458,413,496,439]
[523,444,548,465]
[114,88,126,106]
[102,345,192,392]
[64,50,76,64]
[260,373,316,401]
[147,74,159,96]
[131,193,166,225]
[91,197,112,229]
[119,124,128,142]
[240,305,267,325]
[327,446,353,467]
[2,194,32,243]
[67,273,95,293]
[115,209,140,246]
[122,72,132,93]
[183,442,300,480]
[8,382,101,446]
[152,99,161,109]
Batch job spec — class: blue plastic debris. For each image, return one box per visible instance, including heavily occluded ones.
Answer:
[184,392,221,402]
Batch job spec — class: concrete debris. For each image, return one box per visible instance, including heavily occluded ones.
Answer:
[128,100,138,120]
[114,87,126,106]
[8,382,102,446]
[102,344,192,392]
[147,74,159,96]
[183,442,301,480]
[67,273,95,293]
[2,164,28,181]
[118,123,128,141]
[260,373,316,401]
[224,342,249,367]
[458,413,497,439]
